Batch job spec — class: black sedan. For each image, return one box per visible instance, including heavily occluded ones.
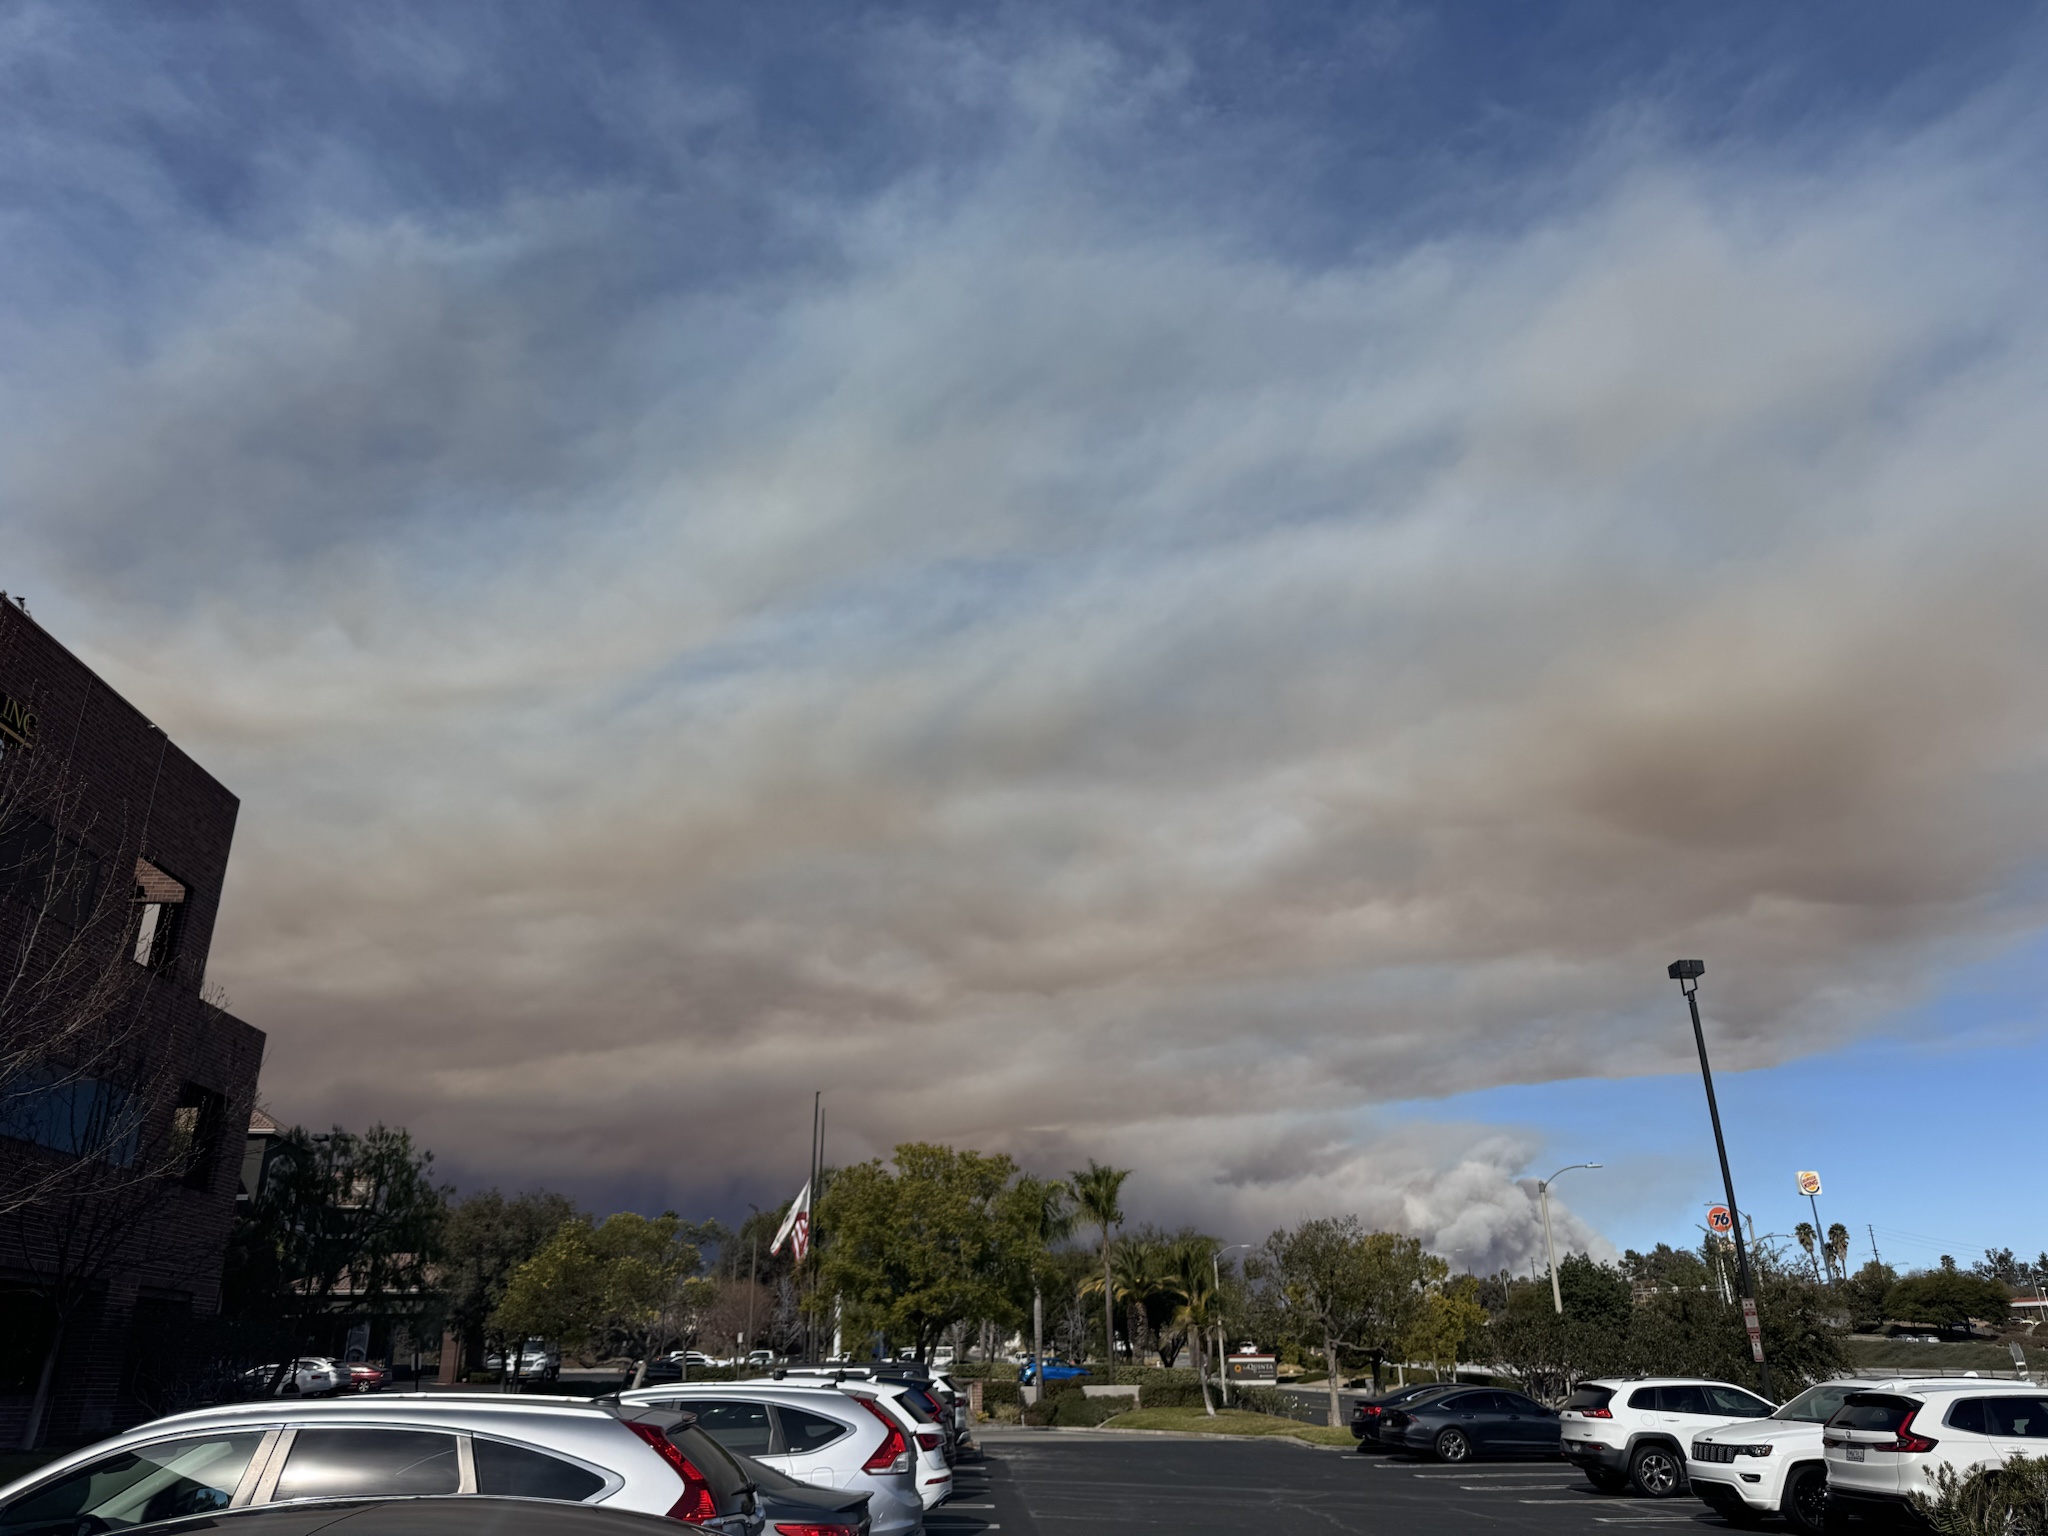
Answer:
[1391,1388,1561,1463]
[1352,1383,1465,1445]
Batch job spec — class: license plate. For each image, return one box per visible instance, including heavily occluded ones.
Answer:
[1847,1447,1866,1463]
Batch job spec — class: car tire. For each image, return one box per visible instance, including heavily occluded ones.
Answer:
[1586,1467,1628,1494]
[1434,1429,1473,1464]
[1781,1466,1828,1536]
[1628,1444,1685,1499]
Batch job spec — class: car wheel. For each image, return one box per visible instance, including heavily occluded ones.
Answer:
[1629,1444,1684,1498]
[1586,1467,1628,1494]
[1783,1466,1828,1536]
[1434,1429,1473,1464]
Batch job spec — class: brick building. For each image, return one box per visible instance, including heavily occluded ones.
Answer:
[0,599,265,1446]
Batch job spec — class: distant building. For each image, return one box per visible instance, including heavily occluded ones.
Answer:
[0,600,265,1445]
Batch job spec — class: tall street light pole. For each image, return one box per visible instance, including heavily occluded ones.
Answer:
[1669,960,1773,1397]
[1212,1243,1252,1407]
[1539,1164,1603,1314]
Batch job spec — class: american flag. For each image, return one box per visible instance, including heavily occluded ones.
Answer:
[769,1180,811,1265]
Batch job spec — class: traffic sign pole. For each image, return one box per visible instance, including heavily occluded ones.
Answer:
[1672,964,1773,1397]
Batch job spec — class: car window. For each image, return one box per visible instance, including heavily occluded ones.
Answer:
[1503,1394,1545,1414]
[687,1401,774,1457]
[272,1429,461,1501]
[472,1440,606,1502]
[886,1393,936,1425]
[1565,1386,1614,1413]
[775,1408,848,1456]
[1705,1386,1773,1418]
[1982,1397,2048,1439]
[1777,1384,1857,1423]
[1946,1399,1989,1435]
[1834,1396,1916,1433]
[0,1434,265,1536]
[1437,1392,1482,1412]
[1661,1386,1713,1415]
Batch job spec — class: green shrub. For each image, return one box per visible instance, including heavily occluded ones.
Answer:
[980,1378,1021,1407]
[465,1371,500,1385]
[1910,1456,2048,1536]
[1230,1386,1287,1416]
[1048,1392,1125,1427]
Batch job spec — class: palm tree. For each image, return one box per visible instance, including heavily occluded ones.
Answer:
[1795,1222,1821,1283]
[1826,1224,1853,1285]
[1015,1176,1075,1388]
[1165,1236,1222,1416]
[1069,1161,1130,1380]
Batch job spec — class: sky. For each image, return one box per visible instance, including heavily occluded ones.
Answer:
[3,1,2046,1275]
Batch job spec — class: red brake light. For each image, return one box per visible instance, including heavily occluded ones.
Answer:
[1880,1410,1938,1454]
[1580,1407,1613,1419]
[622,1421,719,1523]
[853,1395,911,1473]
[1362,1406,1382,1417]
[915,1429,943,1452]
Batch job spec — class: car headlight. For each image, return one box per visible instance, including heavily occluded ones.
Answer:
[1739,1445,1773,1458]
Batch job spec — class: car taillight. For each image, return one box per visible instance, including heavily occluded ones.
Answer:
[1579,1407,1613,1419]
[853,1395,912,1474]
[1873,1411,1938,1454]
[1361,1406,1382,1418]
[623,1421,720,1523]
[915,1429,943,1452]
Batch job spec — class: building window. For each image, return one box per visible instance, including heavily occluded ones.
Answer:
[170,1083,227,1192]
[133,857,187,970]
[0,816,104,928]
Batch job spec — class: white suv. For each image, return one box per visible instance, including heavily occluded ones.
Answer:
[1824,1380,2048,1530]
[1560,1377,1776,1496]
[1688,1379,1879,1533]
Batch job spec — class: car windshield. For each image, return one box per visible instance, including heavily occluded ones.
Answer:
[1776,1383,1860,1423]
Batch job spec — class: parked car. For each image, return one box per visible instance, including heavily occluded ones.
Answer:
[0,1395,758,1534]
[616,1382,921,1536]
[1353,1382,1468,1445]
[1824,1380,2048,1530]
[1017,1358,1089,1385]
[483,1340,562,1381]
[1390,1387,1562,1462]
[237,1360,345,1398]
[751,1374,954,1509]
[746,1350,778,1368]
[343,1361,391,1394]
[14,1497,730,1536]
[1560,1377,1776,1496]
[1374,1384,1469,1449]
[1687,1378,1878,1534]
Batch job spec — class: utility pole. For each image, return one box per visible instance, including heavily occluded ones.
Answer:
[1668,961,1773,1398]
[1031,1289,1044,1408]
[1868,1226,1883,1269]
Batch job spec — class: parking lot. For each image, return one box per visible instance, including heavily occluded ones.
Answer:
[972,1430,1736,1536]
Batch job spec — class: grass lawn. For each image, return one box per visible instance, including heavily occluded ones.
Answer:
[1104,1407,1355,1446]
[1841,1336,2046,1374]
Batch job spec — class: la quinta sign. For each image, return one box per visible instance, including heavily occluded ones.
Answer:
[0,692,35,752]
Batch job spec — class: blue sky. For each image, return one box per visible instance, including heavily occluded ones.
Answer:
[3,3,2047,1270]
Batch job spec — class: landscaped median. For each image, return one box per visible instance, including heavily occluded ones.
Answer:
[1096,1406,1355,1446]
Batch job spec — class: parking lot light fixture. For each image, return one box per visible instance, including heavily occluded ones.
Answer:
[1538,1164,1602,1314]
[1668,958,1773,1397]
[1212,1243,1252,1406]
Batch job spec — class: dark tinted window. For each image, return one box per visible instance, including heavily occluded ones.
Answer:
[1503,1394,1545,1414]
[1982,1397,2048,1438]
[1566,1386,1614,1412]
[1628,1387,1661,1410]
[1834,1396,1916,1433]
[1946,1399,1988,1435]
[1438,1392,1485,1412]
[472,1440,606,1502]
[1661,1386,1713,1415]
[274,1429,460,1500]
[1705,1386,1773,1418]
[0,1434,263,1536]
[669,1426,750,1506]
[689,1401,773,1456]
[886,1392,935,1425]
[776,1407,848,1455]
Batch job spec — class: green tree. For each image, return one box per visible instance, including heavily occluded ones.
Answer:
[224,1124,447,1389]
[1068,1161,1129,1379]
[1841,1259,1898,1330]
[1256,1216,1378,1428]
[1163,1235,1223,1416]
[1886,1270,2010,1333]
[441,1189,580,1371]
[491,1211,702,1364]
[819,1144,1038,1359]
[1402,1276,1489,1378]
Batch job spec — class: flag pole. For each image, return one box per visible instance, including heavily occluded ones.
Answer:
[807,1092,821,1363]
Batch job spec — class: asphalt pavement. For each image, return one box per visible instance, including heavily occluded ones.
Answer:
[969,1429,1736,1536]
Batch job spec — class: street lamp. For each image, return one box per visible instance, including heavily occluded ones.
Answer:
[1669,959,1773,1397]
[1212,1243,1252,1407]
[1539,1164,1603,1314]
